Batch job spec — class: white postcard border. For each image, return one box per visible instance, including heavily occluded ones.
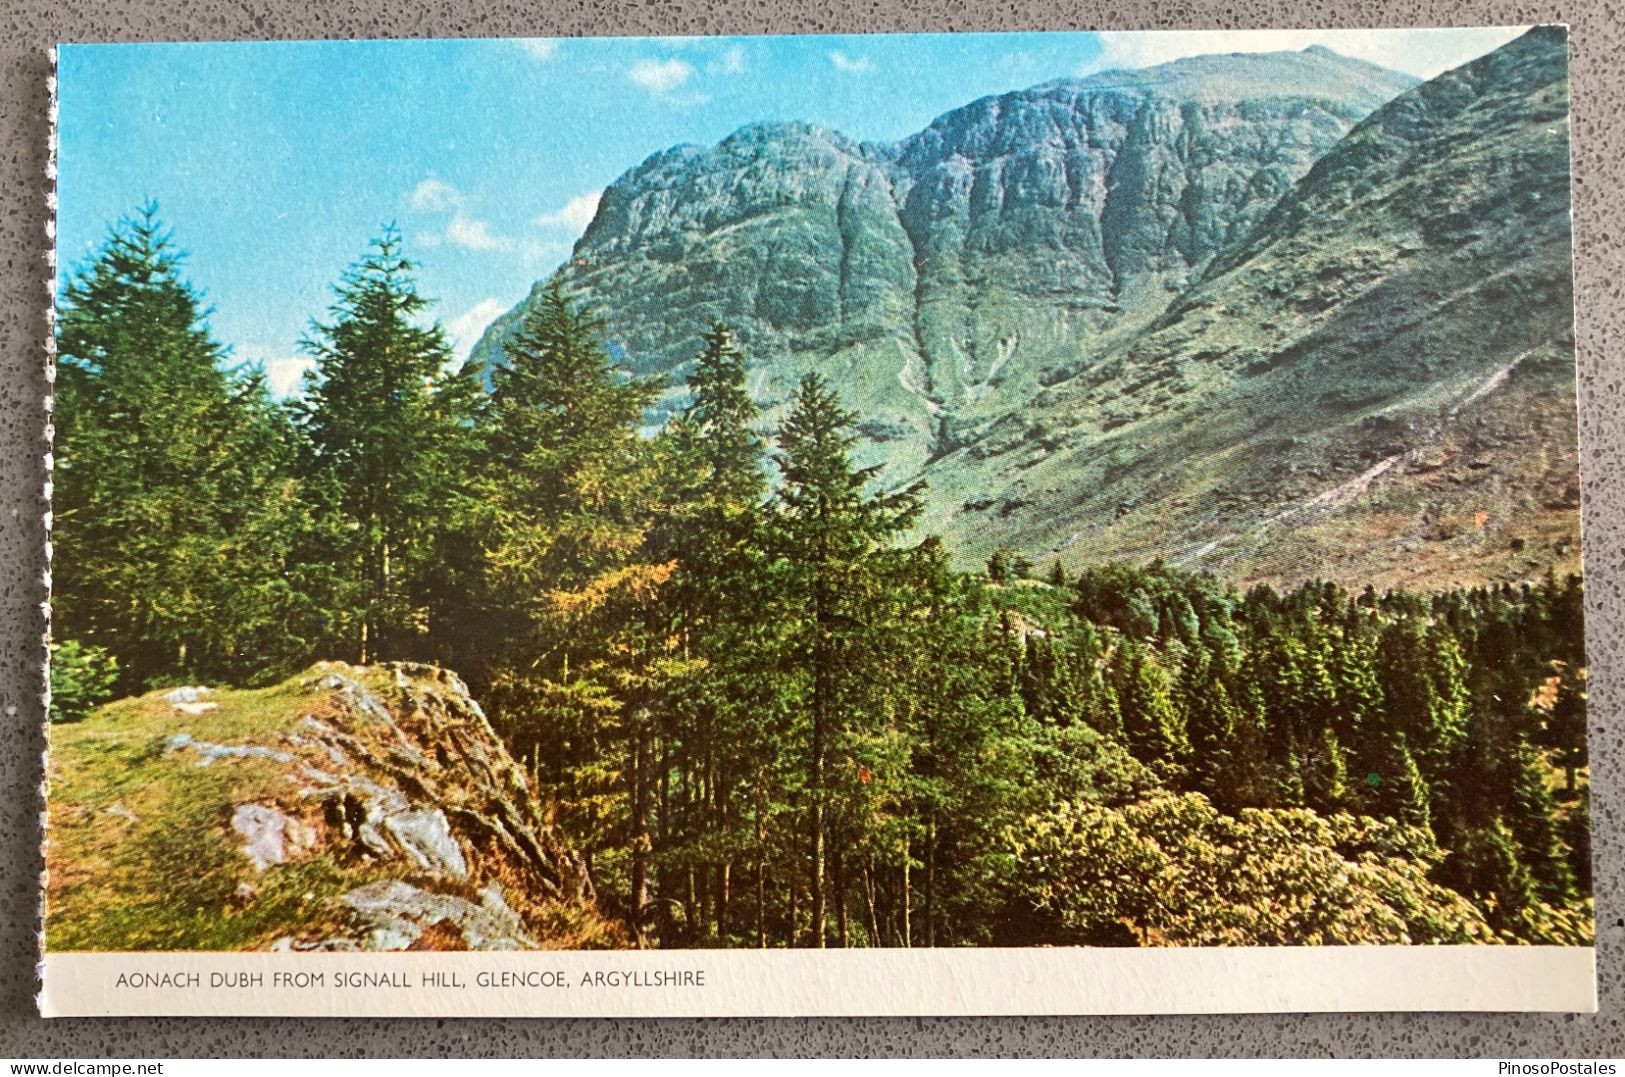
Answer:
[40,946,1597,1017]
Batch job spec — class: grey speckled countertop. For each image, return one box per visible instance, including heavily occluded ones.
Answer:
[1,0,1620,1057]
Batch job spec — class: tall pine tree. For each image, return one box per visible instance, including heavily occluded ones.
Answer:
[471,281,666,936]
[55,204,305,690]
[770,372,921,947]
[295,226,472,664]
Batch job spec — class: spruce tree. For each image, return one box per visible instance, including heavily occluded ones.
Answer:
[1544,669,1588,795]
[1302,725,1349,814]
[1115,640,1188,770]
[770,371,921,947]
[1506,737,1578,905]
[295,226,470,664]
[1183,646,1239,797]
[464,281,661,677]
[470,281,664,934]
[898,550,1033,945]
[648,321,774,945]
[55,204,305,688]
[1376,618,1470,785]
[1373,733,1432,832]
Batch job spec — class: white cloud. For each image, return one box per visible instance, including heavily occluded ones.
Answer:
[710,44,746,75]
[444,298,509,359]
[518,38,560,61]
[829,50,874,73]
[642,38,745,75]
[444,213,510,252]
[534,190,602,235]
[406,177,591,261]
[629,57,695,94]
[407,176,460,213]
[406,176,526,253]
[1088,27,1529,80]
[262,355,315,399]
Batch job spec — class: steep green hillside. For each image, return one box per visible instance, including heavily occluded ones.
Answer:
[929,26,1576,588]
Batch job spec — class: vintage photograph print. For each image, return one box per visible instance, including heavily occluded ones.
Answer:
[44,26,1594,1016]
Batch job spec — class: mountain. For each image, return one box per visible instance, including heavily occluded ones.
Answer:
[474,31,1578,590]
[45,662,617,951]
[473,46,1417,479]
[924,25,1577,590]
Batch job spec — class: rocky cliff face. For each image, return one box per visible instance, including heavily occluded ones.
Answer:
[46,662,616,951]
[472,48,1416,476]
[887,48,1413,413]
[935,25,1577,590]
[473,32,1578,590]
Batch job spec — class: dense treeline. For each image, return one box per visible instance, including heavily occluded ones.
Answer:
[51,210,1593,946]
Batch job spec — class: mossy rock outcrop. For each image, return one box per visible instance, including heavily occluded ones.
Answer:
[46,662,618,951]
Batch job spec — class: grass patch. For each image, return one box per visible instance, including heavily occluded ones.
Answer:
[45,676,375,951]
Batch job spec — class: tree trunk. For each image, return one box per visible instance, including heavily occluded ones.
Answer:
[654,732,670,944]
[755,778,768,949]
[925,814,937,947]
[810,561,830,950]
[811,663,828,949]
[900,841,912,948]
[685,867,697,943]
[630,714,650,947]
[719,861,731,941]
[835,845,850,947]
[863,859,880,945]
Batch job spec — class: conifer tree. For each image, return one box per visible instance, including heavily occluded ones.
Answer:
[55,204,305,688]
[1454,817,1538,934]
[1373,732,1432,831]
[1544,669,1588,795]
[1506,737,1578,905]
[1547,573,1587,668]
[295,226,471,664]
[1376,619,1470,785]
[647,322,775,945]
[1302,725,1349,814]
[1562,789,1593,895]
[1115,640,1188,770]
[897,548,1033,946]
[1329,622,1384,747]
[470,281,665,934]
[462,282,661,674]
[770,372,922,947]
[1183,646,1239,796]
[1069,623,1122,739]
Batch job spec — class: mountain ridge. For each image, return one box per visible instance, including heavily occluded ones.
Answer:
[471,32,1576,591]
[930,25,1577,589]
[472,45,1420,464]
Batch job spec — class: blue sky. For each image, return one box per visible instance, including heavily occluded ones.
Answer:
[54,27,1526,396]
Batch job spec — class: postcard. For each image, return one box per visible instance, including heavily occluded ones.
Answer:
[42,25,1595,1016]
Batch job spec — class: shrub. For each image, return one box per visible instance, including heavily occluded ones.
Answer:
[49,640,119,723]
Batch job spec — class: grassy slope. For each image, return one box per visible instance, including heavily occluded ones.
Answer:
[46,667,614,951]
[46,679,360,950]
[916,28,1578,591]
